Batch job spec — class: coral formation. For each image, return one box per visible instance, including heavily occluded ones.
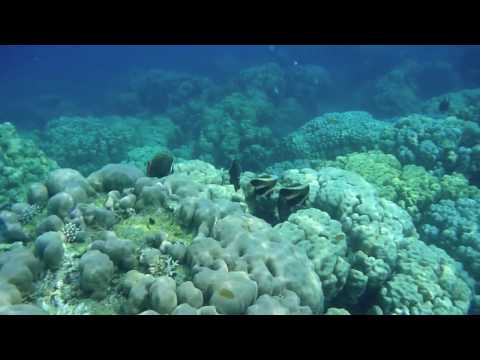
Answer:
[281,111,387,161]
[193,92,277,171]
[379,114,480,185]
[3,55,480,316]
[41,116,178,175]
[360,60,460,117]
[422,88,480,124]
[0,122,58,207]
[421,197,480,283]
[328,151,480,221]
[129,69,215,114]
[0,157,477,315]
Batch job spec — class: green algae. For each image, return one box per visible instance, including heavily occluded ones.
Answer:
[113,209,194,246]
[219,288,235,299]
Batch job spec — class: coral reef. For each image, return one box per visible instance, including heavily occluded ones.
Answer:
[312,167,472,313]
[129,69,215,114]
[421,88,480,124]
[329,151,480,222]
[41,116,178,175]
[0,146,477,315]
[421,197,480,283]
[286,64,335,113]
[244,166,474,313]
[280,111,387,161]
[360,60,460,117]
[379,114,480,185]
[0,122,58,207]
[233,62,287,100]
[193,92,277,171]
[231,62,334,116]
[363,61,422,117]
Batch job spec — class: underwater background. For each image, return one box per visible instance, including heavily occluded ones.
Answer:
[1,44,480,315]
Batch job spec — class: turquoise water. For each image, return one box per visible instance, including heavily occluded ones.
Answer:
[0,45,479,315]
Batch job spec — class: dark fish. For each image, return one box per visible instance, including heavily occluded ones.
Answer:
[250,175,278,197]
[470,171,480,187]
[146,152,174,178]
[277,185,310,221]
[0,217,6,233]
[229,159,241,192]
[439,98,450,113]
[149,217,155,226]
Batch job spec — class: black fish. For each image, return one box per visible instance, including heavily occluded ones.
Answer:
[149,217,155,225]
[229,159,241,191]
[277,185,310,221]
[250,176,278,197]
[470,171,480,187]
[0,217,6,235]
[147,152,174,178]
[439,98,450,113]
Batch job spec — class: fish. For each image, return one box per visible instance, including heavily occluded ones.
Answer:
[470,171,480,187]
[250,175,278,197]
[229,159,241,192]
[146,152,174,178]
[277,184,310,221]
[0,217,6,236]
[438,98,450,113]
[149,217,155,226]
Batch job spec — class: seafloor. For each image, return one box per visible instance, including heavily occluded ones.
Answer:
[1,62,480,315]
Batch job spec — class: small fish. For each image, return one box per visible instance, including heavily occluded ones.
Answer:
[149,217,155,226]
[438,98,450,113]
[146,152,174,178]
[229,159,241,192]
[470,171,480,187]
[250,176,278,197]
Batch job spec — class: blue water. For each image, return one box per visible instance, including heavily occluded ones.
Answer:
[1,45,479,129]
